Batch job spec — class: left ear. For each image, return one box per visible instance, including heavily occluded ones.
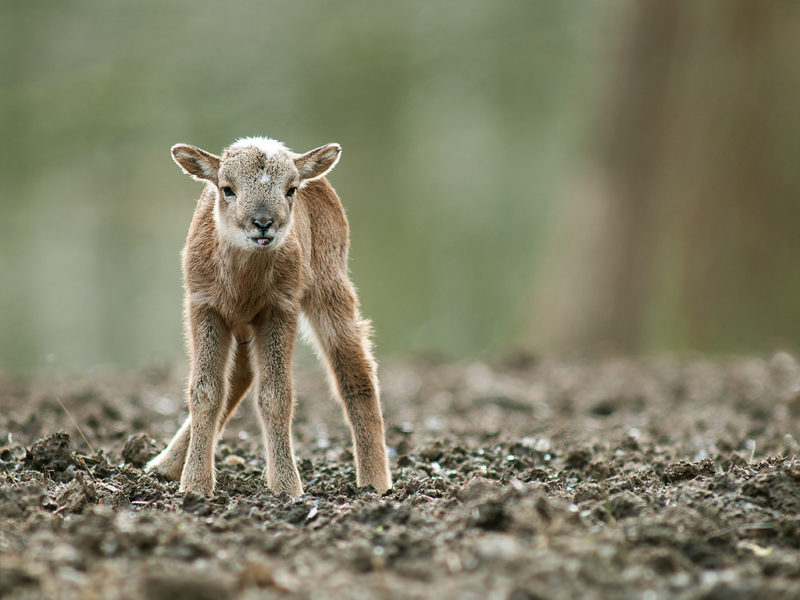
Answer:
[294,143,341,182]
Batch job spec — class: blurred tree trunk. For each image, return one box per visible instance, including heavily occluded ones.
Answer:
[532,0,800,353]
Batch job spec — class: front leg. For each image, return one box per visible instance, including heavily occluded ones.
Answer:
[252,307,303,497]
[180,305,232,496]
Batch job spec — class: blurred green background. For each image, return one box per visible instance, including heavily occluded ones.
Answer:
[1,0,798,372]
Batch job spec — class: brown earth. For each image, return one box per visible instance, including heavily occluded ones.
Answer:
[1,354,800,599]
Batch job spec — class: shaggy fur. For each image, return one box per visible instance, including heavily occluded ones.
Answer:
[146,138,392,497]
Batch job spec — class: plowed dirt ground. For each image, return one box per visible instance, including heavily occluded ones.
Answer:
[2,354,800,599]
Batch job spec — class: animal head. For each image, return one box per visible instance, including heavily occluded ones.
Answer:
[171,137,341,250]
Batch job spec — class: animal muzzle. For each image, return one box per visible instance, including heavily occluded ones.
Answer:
[249,216,277,246]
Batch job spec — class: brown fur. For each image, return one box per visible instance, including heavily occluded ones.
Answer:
[146,138,392,497]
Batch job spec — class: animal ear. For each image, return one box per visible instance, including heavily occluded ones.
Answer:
[294,143,341,182]
[171,144,221,184]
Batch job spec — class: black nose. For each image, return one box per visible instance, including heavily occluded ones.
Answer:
[252,218,273,231]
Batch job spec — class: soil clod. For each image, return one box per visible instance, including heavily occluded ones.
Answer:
[121,433,160,467]
[24,431,75,475]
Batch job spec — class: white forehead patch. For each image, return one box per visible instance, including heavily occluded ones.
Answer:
[260,172,271,184]
[230,136,289,158]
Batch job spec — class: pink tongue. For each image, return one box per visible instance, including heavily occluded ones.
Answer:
[257,238,269,246]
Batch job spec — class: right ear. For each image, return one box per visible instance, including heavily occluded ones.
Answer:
[171,144,221,184]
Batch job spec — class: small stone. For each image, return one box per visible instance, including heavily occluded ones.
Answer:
[393,422,415,434]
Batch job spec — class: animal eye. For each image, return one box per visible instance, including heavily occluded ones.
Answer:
[286,187,297,198]
[221,186,235,198]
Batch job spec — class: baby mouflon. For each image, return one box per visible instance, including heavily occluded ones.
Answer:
[146,137,392,497]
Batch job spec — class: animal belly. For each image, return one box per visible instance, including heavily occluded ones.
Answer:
[232,324,254,345]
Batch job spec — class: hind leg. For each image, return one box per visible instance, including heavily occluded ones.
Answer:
[219,343,254,429]
[146,343,253,480]
[305,280,391,492]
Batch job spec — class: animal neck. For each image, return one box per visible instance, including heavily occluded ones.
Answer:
[217,236,276,276]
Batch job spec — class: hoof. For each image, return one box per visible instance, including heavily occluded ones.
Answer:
[266,473,303,498]
[145,453,184,482]
[357,468,392,494]
[179,474,215,497]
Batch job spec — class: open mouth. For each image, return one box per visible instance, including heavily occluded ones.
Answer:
[250,236,275,247]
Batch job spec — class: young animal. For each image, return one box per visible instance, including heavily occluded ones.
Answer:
[146,137,392,497]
